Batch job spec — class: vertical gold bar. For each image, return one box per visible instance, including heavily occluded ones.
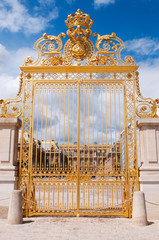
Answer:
[97,86,99,172]
[102,183,104,208]
[62,183,64,209]
[49,86,53,171]
[114,85,117,171]
[48,184,50,209]
[92,86,95,173]
[110,85,112,171]
[40,89,44,170]
[123,84,130,217]
[77,82,80,214]
[93,183,94,209]
[88,184,90,209]
[72,183,74,209]
[98,183,99,208]
[105,85,108,172]
[58,184,59,209]
[54,87,57,172]
[69,85,75,172]
[72,85,75,172]
[88,86,89,172]
[83,184,85,208]
[101,85,103,174]
[117,182,119,206]
[112,183,113,207]
[28,81,35,216]
[39,184,41,210]
[53,183,55,209]
[59,87,61,171]
[107,183,109,207]
[63,86,66,172]
[44,86,48,169]
[67,183,69,210]
[35,88,40,169]
[43,184,45,210]
[83,85,85,171]
[124,84,129,177]
[68,87,70,171]
[119,86,122,170]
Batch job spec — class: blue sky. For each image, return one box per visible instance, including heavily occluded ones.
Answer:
[0,0,159,100]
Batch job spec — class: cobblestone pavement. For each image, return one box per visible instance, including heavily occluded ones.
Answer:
[0,217,159,240]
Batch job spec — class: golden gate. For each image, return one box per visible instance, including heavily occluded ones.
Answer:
[0,9,158,217]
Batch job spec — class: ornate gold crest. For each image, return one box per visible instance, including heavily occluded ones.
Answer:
[22,9,136,67]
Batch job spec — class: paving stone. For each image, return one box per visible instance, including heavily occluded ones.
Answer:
[0,217,159,240]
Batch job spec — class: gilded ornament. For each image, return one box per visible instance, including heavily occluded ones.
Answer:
[135,70,159,118]
[26,73,32,79]
[65,9,93,43]
[20,9,137,67]
[127,73,132,79]
[64,9,94,64]
[72,43,85,56]
[93,32,116,51]
[0,71,23,118]
[125,56,135,65]
[24,56,34,65]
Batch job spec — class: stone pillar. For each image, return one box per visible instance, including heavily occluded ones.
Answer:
[132,191,147,226]
[8,190,23,224]
[0,118,21,217]
[137,118,159,220]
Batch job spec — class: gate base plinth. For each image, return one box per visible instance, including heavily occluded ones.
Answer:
[132,191,148,226]
[8,190,23,224]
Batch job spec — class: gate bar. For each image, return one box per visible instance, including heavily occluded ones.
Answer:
[77,82,80,215]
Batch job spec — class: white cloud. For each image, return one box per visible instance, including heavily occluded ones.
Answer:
[125,37,159,55]
[138,58,159,99]
[0,0,58,34]
[94,0,115,8]
[0,43,36,99]
[124,37,159,99]
[0,74,19,99]
[0,44,9,70]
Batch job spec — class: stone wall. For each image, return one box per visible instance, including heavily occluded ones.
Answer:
[138,118,159,220]
[0,118,21,218]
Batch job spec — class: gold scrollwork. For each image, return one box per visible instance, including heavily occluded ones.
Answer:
[41,54,64,66]
[0,72,23,118]
[93,32,117,51]
[135,71,159,118]
[42,33,65,53]
[87,32,135,66]
[24,33,66,66]
[136,99,159,118]
[87,53,117,66]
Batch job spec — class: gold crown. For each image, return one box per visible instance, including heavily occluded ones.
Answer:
[65,9,93,30]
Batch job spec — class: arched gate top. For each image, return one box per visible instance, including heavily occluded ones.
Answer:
[23,9,135,67]
[0,9,159,118]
